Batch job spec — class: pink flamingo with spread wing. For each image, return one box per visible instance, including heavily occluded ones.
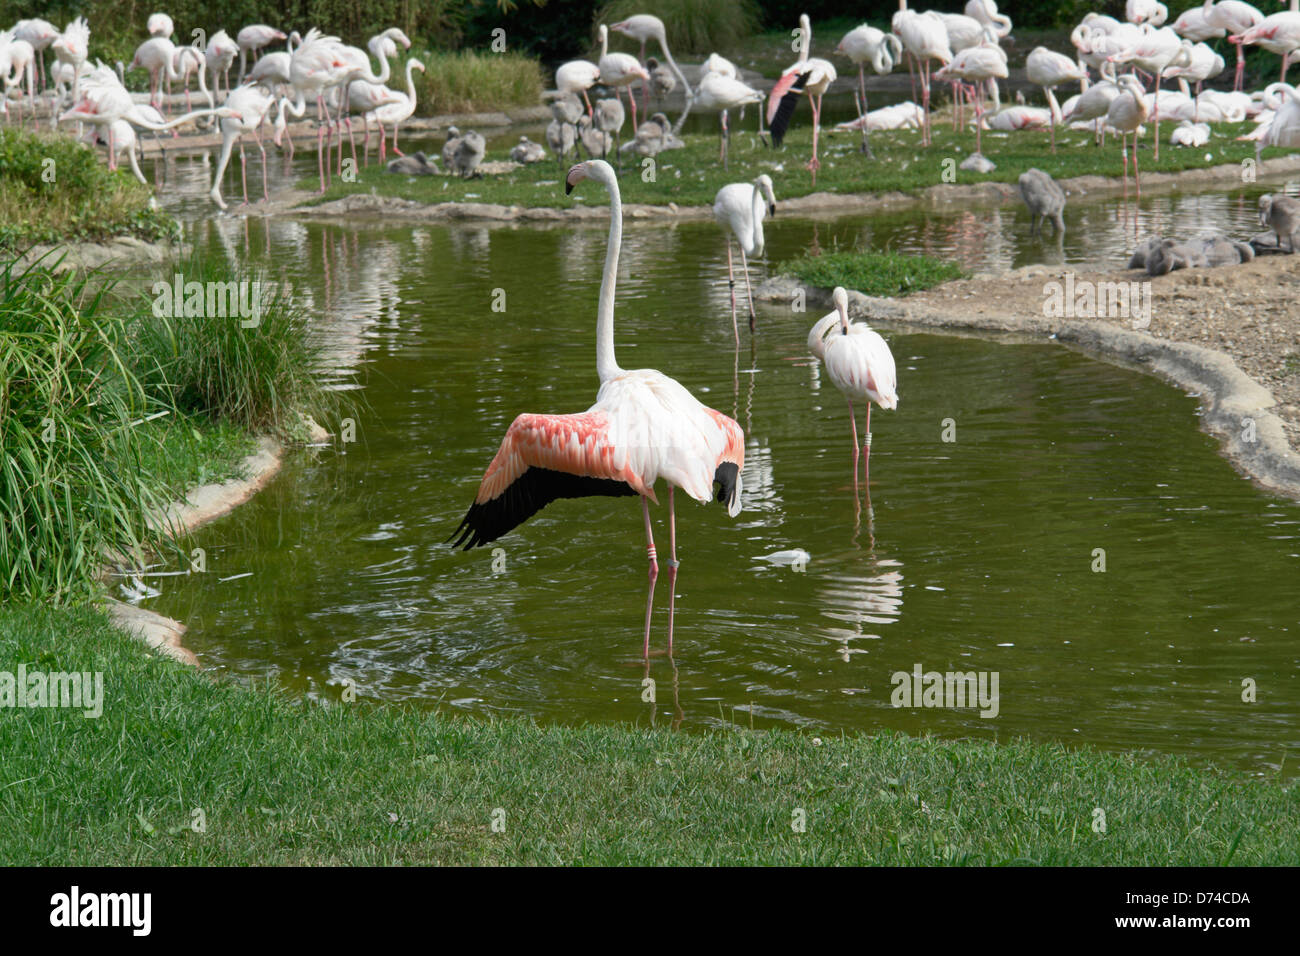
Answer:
[768,13,837,182]
[452,159,745,659]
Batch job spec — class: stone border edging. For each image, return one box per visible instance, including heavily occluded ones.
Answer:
[102,435,287,666]
[284,154,1300,225]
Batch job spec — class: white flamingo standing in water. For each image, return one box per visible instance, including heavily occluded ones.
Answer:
[808,287,898,491]
[1107,73,1150,204]
[713,174,776,342]
[768,13,837,183]
[451,159,745,660]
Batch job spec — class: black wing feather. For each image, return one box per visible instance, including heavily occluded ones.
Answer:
[769,72,808,148]
[448,467,637,550]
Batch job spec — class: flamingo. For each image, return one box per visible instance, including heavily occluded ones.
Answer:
[609,15,692,129]
[1231,0,1300,83]
[237,25,288,82]
[965,0,1013,38]
[1062,65,1120,144]
[131,36,179,112]
[1108,25,1189,159]
[808,287,898,491]
[893,5,952,146]
[361,58,425,161]
[1026,46,1088,151]
[87,118,146,183]
[1163,40,1226,115]
[451,159,745,660]
[1127,0,1170,25]
[713,174,777,342]
[597,24,650,131]
[205,30,239,100]
[1203,1,1263,90]
[935,41,1007,156]
[939,13,993,128]
[835,24,903,155]
[147,13,174,39]
[768,13,837,183]
[1,32,36,127]
[1107,74,1150,203]
[696,70,763,168]
[556,59,601,118]
[209,84,284,209]
[51,17,89,119]
[13,18,58,91]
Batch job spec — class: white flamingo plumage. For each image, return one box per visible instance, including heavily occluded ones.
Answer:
[452,159,745,660]
[597,24,650,131]
[935,41,1008,155]
[1231,0,1300,84]
[1202,1,1262,89]
[1107,25,1189,158]
[713,174,776,342]
[893,5,952,146]
[1106,73,1150,202]
[237,25,288,82]
[147,13,174,39]
[965,0,1013,38]
[768,13,837,182]
[556,59,601,118]
[610,14,692,129]
[835,24,903,154]
[808,287,898,491]
[1026,45,1088,151]
[696,70,763,167]
[358,58,425,162]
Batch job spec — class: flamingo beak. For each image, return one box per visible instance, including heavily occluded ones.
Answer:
[769,202,777,217]
[565,162,588,194]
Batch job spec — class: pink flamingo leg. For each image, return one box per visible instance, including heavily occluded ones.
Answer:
[725,240,740,346]
[392,121,404,157]
[257,129,268,203]
[641,495,659,660]
[739,244,757,333]
[863,403,872,487]
[847,397,860,494]
[807,93,822,183]
[239,139,249,206]
[665,487,678,657]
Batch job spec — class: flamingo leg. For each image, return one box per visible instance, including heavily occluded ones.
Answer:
[847,396,860,494]
[257,128,268,203]
[720,108,728,166]
[666,487,678,657]
[725,240,740,346]
[1235,46,1245,92]
[641,495,659,660]
[392,121,403,156]
[807,92,822,183]
[238,138,249,206]
[863,403,872,487]
[858,65,873,157]
[739,244,757,333]
[1152,74,1161,161]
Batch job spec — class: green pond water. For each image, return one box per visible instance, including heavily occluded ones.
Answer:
[139,207,1300,778]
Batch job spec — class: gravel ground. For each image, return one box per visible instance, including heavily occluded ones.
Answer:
[906,254,1300,448]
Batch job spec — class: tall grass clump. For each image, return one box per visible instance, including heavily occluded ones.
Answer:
[0,127,176,248]
[597,0,761,54]
[781,250,966,298]
[131,256,341,436]
[0,256,166,601]
[411,49,545,113]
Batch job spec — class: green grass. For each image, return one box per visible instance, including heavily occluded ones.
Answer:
[781,250,965,297]
[303,119,1296,211]
[130,254,344,436]
[411,49,546,114]
[0,601,1295,865]
[0,127,177,249]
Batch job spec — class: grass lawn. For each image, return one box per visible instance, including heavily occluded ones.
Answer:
[302,119,1290,212]
[1,597,1296,865]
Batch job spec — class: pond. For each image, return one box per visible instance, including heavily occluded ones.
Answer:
[141,144,1300,778]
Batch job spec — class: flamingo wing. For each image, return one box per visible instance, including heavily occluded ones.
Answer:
[450,411,639,549]
[768,70,807,145]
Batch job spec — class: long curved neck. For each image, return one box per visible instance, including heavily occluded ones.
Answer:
[595,169,623,383]
[599,27,608,59]
[405,60,418,102]
[749,185,765,252]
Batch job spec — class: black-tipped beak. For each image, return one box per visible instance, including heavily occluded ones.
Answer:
[565,181,575,195]
[769,202,777,216]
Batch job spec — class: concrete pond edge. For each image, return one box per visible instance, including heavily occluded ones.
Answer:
[102,435,291,667]
[762,278,1300,503]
